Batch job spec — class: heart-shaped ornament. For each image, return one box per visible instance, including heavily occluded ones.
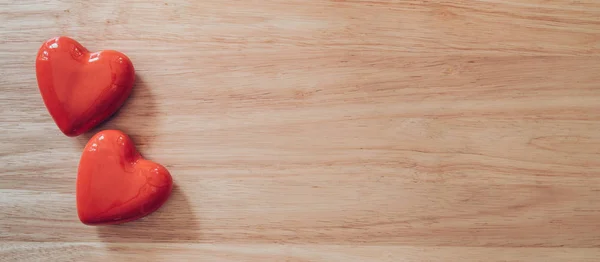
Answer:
[36,36,135,136]
[77,130,173,225]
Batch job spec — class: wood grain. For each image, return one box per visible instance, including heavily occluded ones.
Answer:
[2,0,600,261]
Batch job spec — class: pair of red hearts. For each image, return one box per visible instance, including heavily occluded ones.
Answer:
[36,36,172,225]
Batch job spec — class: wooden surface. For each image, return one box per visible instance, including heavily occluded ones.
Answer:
[2,0,600,261]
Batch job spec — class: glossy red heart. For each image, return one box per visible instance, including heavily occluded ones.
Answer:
[36,36,135,136]
[77,130,173,225]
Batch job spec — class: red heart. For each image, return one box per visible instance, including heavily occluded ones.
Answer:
[36,36,135,136]
[77,130,173,225]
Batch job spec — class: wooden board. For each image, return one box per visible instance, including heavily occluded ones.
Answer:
[2,0,600,261]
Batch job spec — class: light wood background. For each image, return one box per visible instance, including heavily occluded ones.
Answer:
[2,0,600,261]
